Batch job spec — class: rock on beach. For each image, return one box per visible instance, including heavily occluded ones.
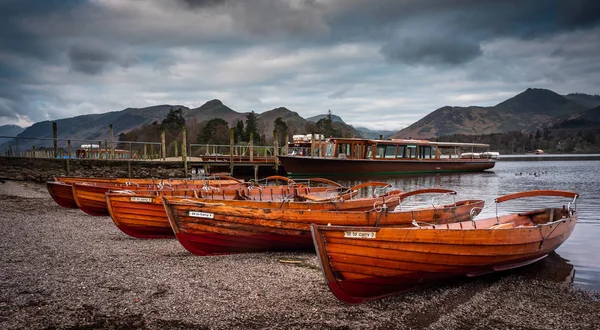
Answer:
[0,180,599,329]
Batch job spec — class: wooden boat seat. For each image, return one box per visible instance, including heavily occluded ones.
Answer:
[490,223,515,229]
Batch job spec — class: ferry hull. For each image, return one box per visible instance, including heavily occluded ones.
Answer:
[278,156,495,176]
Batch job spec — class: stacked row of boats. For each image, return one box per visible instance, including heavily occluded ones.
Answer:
[46,175,579,304]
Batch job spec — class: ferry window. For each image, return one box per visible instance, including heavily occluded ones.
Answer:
[367,145,374,158]
[397,146,405,158]
[407,145,417,158]
[337,143,351,157]
[353,144,362,159]
[420,146,433,159]
[325,143,334,157]
[375,145,386,158]
[384,146,396,158]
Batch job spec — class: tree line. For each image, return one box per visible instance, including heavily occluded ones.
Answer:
[118,108,360,157]
[437,124,600,154]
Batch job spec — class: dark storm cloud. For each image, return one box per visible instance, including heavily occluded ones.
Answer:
[380,35,482,66]
[68,43,139,75]
[329,0,600,66]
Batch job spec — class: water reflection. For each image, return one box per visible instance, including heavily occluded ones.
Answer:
[509,252,575,286]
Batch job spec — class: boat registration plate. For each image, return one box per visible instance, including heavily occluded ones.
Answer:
[344,231,376,239]
[130,197,152,203]
[189,211,214,219]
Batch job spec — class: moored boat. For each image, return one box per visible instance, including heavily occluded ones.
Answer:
[106,182,398,239]
[46,181,78,208]
[310,190,579,304]
[47,174,245,209]
[278,137,497,176]
[163,189,484,256]
[76,176,347,216]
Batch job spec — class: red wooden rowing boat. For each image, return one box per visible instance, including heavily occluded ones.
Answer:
[163,188,484,255]
[311,190,579,304]
[106,182,396,239]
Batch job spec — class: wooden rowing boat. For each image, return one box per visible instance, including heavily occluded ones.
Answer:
[76,177,347,216]
[310,190,579,304]
[106,182,399,239]
[163,188,484,255]
[46,181,79,208]
[47,174,245,209]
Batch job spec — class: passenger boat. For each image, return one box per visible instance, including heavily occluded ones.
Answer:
[278,137,497,176]
[310,190,578,304]
[163,189,484,255]
[106,182,398,239]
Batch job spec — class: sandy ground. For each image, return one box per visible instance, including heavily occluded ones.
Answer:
[0,180,599,330]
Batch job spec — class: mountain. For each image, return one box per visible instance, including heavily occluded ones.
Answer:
[355,127,396,139]
[0,105,188,152]
[186,100,246,126]
[564,93,600,109]
[256,107,309,140]
[392,88,590,139]
[306,114,345,124]
[0,125,26,145]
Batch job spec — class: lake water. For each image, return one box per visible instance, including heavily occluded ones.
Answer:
[335,160,600,292]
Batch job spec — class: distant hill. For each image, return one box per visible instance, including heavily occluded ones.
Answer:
[355,127,396,139]
[186,100,245,126]
[564,93,600,109]
[0,125,25,145]
[3,88,597,153]
[306,113,345,124]
[0,105,188,152]
[392,88,590,139]
[256,107,309,140]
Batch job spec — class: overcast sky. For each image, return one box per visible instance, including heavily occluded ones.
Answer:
[1,0,599,130]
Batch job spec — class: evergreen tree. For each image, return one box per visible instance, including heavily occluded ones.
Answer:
[198,118,229,144]
[273,117,288,145]
[234,120,244,143]
[244,111,260,144]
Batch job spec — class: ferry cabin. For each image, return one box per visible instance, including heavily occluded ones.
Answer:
[319,138,491,161]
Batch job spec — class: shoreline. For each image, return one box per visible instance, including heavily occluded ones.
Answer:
[498,154,600,161]
[1,180,599,329]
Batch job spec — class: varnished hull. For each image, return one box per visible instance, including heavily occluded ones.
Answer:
[46,181,78,208]
[163,197,484,256]
[311,209,577,304]
[72,184,114,216]
[106,190,200,239]
[107,189,401,239]
[82,182,339,217]
[278,156,495,176]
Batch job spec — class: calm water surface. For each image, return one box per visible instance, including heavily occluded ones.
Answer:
[335,160,600,292]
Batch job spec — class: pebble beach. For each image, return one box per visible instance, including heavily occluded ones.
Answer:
[1,180,599,329]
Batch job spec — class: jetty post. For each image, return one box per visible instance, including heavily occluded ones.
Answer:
[250,132,254,162]
[52,122,58,158]
[229,128,235,174]
[182,126,188,178]
[161,129,166,161]
[110,124,114,159]
[273,130,279,172]
[66,140,71,175]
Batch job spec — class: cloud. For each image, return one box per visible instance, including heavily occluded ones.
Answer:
[0,0,599,131]
[68,43,139,74]
[381,34,482,66]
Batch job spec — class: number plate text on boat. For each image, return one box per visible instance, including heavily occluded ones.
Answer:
[344,231,376,239]
[189,211,214,219]
[130,197,152,203]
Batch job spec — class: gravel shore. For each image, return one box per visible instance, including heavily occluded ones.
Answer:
[1,180,599,329]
